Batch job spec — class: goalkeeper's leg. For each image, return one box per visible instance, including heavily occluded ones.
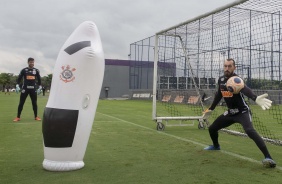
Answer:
[206,114,235,149]
[17,91,29,118]
[29,90,39,119]
[237,112,276,168]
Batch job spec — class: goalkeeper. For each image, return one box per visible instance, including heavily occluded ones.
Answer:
[13,57,42,122]
[203,58,276,168]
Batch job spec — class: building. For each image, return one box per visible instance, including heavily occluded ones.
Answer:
[101,59,154,98]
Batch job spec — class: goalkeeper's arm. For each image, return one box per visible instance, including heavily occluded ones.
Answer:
[15,84,20,93]
[255,94,272,110]
[241,86,272,110]
[203,109,213,119]
[202,81,223,119]
[209,86,223,111]
[37,85,42,95]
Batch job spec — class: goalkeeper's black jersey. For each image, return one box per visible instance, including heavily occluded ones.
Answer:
[17,67,41,89]
[209,73,257,111]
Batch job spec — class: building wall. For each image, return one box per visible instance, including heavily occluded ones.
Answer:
[101,64,130,98]
[100,59,154,98]
[100,59,130,98]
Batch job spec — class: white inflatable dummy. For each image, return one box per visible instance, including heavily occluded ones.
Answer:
[42,21,105,171]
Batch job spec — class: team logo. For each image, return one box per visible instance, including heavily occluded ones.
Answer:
[221,90,233,97]
[60,65,76,83]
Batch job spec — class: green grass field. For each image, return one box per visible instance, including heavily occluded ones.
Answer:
[1,92,282,184]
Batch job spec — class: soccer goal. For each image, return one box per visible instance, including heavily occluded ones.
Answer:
[150,0,282,145]
[152,34,208,130]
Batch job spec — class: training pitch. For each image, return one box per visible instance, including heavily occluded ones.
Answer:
[0,93,282,184]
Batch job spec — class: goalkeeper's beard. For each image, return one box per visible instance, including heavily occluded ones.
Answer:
[224,71,233,77]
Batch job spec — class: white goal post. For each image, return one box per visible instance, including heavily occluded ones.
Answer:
[134,0,282,145]
[152,34,206,130]
[152,0,249,131]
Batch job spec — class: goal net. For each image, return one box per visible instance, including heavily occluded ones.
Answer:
[149,0,282,145]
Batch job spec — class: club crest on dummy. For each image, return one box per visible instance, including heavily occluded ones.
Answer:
[60,65,76,83]
[42,21,105,171]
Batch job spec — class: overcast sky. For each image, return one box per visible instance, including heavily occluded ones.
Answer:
[0,0,235,76]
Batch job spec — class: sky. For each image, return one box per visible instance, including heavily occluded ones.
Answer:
[0,0,235,76]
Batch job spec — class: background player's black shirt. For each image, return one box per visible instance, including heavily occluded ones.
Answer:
[17,67,41,89]
[209,73,257,111]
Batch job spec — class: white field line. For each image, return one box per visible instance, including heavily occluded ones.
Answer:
[97,112,282,171]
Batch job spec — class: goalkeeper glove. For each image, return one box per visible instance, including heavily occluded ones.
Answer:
[15,84,20,94]
[37,85,42,95]
[202,108,213,120]
[255,93,272,110]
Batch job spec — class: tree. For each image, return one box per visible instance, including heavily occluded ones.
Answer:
[0,73,13,92]
[41,74,52,90]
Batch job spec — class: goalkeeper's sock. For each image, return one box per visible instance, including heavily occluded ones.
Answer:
[259,146,272,159]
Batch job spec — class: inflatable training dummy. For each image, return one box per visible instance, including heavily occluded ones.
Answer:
[42,21,105,171]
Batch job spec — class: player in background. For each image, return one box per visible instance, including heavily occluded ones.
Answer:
[5,85,10,95]
[13,57,42,122]
[203,58,276,168]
